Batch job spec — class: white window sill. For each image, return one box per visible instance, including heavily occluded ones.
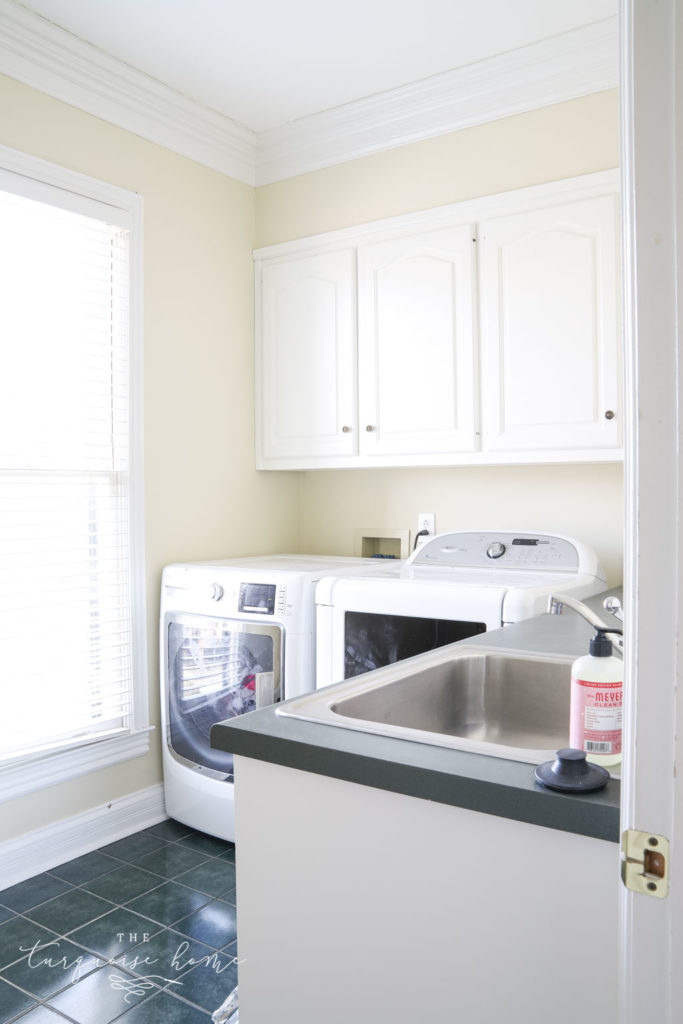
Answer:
[0,728,154,803]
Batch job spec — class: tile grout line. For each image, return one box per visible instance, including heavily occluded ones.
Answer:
[0,822,238,1022]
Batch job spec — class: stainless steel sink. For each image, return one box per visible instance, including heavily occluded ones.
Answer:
[277,645,574,764]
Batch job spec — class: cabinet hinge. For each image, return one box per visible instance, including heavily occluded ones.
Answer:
[621,829,669,898]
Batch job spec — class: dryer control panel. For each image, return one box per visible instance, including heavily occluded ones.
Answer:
[408,532,590,573]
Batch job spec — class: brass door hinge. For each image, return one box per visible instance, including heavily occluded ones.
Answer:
[621,830,669,898]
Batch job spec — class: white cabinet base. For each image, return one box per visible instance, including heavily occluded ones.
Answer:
[233,756,618,1024]
[254,171,622,471]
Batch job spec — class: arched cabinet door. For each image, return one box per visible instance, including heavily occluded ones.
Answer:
[357,224,478,457]
[256,248,357,467]
[479,192,621,453]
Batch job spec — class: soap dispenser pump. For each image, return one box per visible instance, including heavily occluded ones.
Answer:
[569,627,623,769]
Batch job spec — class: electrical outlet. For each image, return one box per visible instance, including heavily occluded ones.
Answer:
[416,513,435,537]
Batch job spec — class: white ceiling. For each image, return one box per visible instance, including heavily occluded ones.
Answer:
[17,0,617,133]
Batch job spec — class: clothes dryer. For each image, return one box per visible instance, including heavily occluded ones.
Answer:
[315,531,608,689]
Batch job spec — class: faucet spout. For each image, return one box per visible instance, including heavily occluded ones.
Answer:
[547,593,624,655]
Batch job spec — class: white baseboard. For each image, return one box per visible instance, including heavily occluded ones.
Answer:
[0,783,167,889]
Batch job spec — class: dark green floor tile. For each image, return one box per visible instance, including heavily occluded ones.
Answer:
[177,833,233,857]
[24,890,113,935]
[116,989,210,1022]
[143,820,195,842]
[0,917,60,971]
[125,882,211,927]
[125,928,216,983]
[174,859,235,898]
[167,955,238,1014]
[0,824,239,1023]
[99,834,168,864]
[68,908,162,960]
[2,938,100,999]
[134,845,208,879]
[0,976,36,1023]
[47,966,155,1023]
[174,900,237,950]
[0,874,73,915]
[81,864,162,904]
[49,852,120,886]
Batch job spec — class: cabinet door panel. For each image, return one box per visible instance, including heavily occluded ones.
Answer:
[358,225,477,456]
[257,250,356,463]
[480,194,621,451]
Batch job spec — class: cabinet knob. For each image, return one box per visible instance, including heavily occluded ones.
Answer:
[605,410,615,420]
[365,425,375,432]
[341,425,352,433]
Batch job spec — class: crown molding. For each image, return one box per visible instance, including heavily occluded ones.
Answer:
[0,0,257,184]
[0,2,617,188]
[255,18,618,185]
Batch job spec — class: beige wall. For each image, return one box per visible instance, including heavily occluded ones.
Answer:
[256,90,624,586]
[294,464,623,585]
[255,91,619,246]
[0,80,623,844]
[0,73,300,841]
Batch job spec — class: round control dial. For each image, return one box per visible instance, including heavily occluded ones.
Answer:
[209,583,224,601]
[486,541,506,560]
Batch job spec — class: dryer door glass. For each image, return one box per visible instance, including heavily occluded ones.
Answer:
[166,615,282,776]
[343,611,486,680]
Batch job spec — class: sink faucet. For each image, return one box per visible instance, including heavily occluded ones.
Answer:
[602,595,624,622]
[547,593,624,655]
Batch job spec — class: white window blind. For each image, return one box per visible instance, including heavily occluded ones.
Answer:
[0,163,143,765]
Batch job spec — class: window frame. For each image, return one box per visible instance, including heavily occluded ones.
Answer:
[0,143,149,802]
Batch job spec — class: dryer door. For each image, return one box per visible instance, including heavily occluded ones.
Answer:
[342,608,487,680]
[165,614,282,776]
[316,577,502,688]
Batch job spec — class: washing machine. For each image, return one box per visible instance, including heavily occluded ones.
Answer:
[160,554,394,840]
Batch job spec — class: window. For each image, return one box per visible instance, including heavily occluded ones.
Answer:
[0,146,148,799]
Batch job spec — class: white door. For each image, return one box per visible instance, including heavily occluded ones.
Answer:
[256,248,357,466]
[357,224,478,456]
[480,193,622,452]
[619,0,683,1020]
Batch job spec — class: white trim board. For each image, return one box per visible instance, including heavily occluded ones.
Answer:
[256,19,619,185]
[0,0,257,184]
[0,784,167,888]
[0,1,618,186]
[0,730,154,805]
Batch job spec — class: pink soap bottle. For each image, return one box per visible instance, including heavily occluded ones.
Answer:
[569,627,623,770]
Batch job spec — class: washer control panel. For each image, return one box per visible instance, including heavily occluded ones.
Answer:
[409,532,582,572]
[238,582,281,615]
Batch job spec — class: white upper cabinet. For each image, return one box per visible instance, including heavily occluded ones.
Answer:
[257,249,356,465]
[254,170,622,470]
[479,192,621,452]
[357,225,477,457]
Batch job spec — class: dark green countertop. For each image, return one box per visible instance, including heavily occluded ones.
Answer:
[211,588,622,843]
